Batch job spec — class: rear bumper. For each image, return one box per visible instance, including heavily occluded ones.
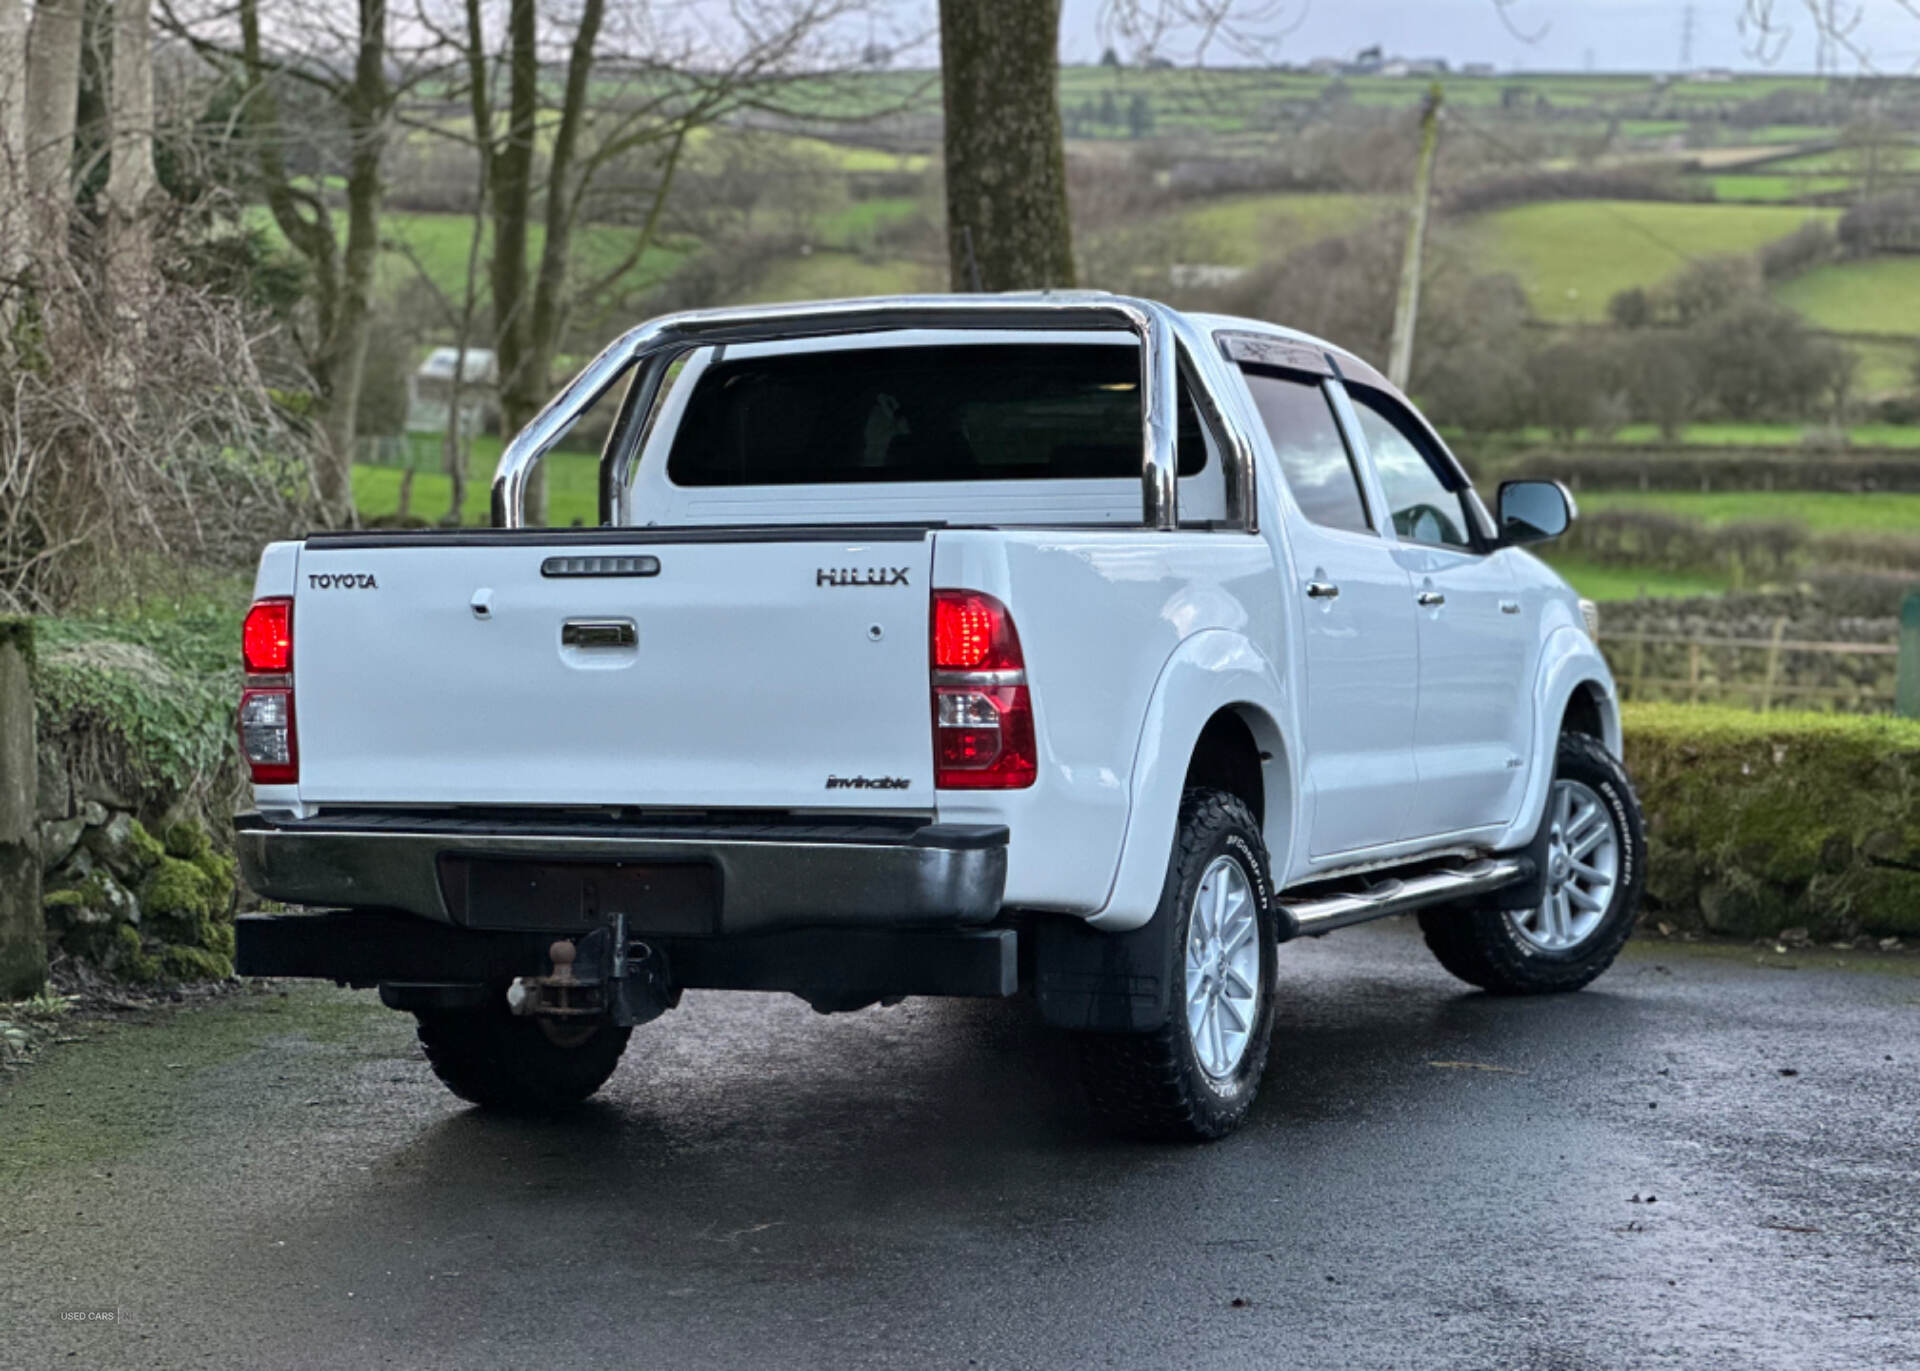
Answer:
[234,811,1007,934]
[233,909,1019,1004]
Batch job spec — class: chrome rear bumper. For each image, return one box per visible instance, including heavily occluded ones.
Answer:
[234,812,1008,934]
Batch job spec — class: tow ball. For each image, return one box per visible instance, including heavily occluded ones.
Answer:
[506,914,674,1028]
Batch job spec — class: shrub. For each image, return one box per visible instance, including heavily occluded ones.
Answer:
[1608,286,1652,329]
[1500,444,1920,494]
[1690,299,1843,421]
[0,280,316,613]
[1837,193,1920,256]
[1444,170,1710,216]
[33,599,244,810]
[1623,333,1698,439]
[1758,220,1837,283]
[1662,255,1761,325]
[1525,342,1602,440]
[1624,703,1920,937]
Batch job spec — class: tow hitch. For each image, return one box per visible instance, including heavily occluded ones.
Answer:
[505,915,675,1028]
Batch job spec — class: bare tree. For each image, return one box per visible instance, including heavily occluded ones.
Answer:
[441,0,864,523]
[160,0,436,523]
[24,0,84,282]
[104,0,159,344]
[0,0,25,323]
[1740,0,1920,70]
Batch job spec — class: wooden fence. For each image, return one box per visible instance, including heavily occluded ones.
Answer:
[1601,620,1902,713]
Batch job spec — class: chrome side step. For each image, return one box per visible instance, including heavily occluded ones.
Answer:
[1279,856,1530,940]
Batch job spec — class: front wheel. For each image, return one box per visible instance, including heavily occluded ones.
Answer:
[1075,788,1279,1141]
[1419,731,1645,995]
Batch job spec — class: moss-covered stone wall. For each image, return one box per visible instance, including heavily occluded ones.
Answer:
[1626,703,1920,938]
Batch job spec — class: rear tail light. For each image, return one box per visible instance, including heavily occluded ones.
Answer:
[242,597,292,673]
[932,590,1036,789]
[239,597,296,785]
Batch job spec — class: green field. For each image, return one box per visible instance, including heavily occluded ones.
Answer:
[1459,420,1920,450]
[1706,173,1855,202]
[814,197,925,246]
[1760,143,1920,174]
[1772,256,1920,336]
[1579,489,1920,533]
[252,207,691,318]
[1537,556,1732,601]
[1463,200,1843,323]
[748,251,942,303]
[352,441,602,528]
[1158,192,1384,266]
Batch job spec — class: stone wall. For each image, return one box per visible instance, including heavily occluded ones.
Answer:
[0,613,239,994]
[0,619,44,999]
[36,751,238,986]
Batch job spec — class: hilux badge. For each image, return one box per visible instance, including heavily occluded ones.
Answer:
[817,567,909,587]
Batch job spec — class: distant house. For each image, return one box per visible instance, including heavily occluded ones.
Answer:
[407,347,499,438]
[1687,68,1736,84]
[1374,55,1447,78]
[1169,264,1249,289]
[1462,62,1496,77]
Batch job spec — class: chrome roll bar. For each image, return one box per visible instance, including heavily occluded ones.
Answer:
[490,293,1242,532]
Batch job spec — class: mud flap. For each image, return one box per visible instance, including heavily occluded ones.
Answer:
[1032,909,1177,1033]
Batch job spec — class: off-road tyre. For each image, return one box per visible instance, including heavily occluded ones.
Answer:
[1419,731,1645,996]
[415,994,632,1114]
[1075,788,1279,1141]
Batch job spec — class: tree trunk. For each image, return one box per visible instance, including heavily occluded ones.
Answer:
[487,0,541,520]
[938,0,1074,292]
[103,0,157,346]
[24,0,83,279]
[237,0,382,524]
[312,0,388,525]
[0,0,26,324]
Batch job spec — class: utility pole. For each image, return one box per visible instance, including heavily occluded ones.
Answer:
[1679,4,1695,70]
[1387,83,1442,393]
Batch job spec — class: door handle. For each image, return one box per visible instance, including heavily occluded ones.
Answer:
[561,617,638,648]
[1417,591,1446,608]
[1305,581,1340,600]
[1500,600,1521,615]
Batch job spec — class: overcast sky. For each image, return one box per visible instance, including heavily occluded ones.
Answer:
[882,2,1920,74]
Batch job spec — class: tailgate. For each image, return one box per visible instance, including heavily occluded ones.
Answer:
[291,529,936,811]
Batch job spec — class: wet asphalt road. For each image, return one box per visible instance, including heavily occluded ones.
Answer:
[4,922,1918,1371]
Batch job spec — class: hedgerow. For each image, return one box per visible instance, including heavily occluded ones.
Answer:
[1624,703,1920,937]
[32,597,244,809]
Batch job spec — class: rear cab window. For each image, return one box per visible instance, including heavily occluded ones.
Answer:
[665,343,1207,487]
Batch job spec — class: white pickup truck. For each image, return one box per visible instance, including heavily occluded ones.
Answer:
[234,294,1644,1140]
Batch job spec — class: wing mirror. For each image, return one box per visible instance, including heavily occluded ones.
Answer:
[1496,479,1576,546]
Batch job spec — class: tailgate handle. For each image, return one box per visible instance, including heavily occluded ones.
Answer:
[561,617,638,649]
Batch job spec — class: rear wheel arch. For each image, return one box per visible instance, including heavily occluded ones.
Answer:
[1183,704,1292,880]
[1091,633,1293,931]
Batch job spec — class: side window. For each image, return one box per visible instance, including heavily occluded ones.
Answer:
[1239,368,1372,536]
[1348,390,1474,550]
